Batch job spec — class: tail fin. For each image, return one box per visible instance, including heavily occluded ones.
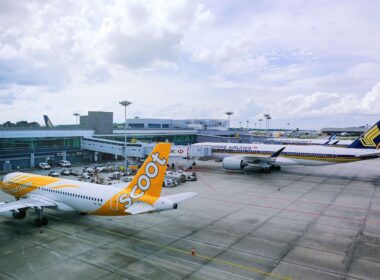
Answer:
[348,121,380,149]
[125,143,171,205]
[43,115,53,128]
[328,133,337,141]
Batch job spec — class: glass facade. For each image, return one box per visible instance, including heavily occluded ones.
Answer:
[0,137,81,152]
[96,134,196,145]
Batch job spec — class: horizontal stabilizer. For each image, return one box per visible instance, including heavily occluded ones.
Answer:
[162,192,198,203]
[125,202,156,215]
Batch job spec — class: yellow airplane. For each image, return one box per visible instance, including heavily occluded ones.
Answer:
[0,143,197,227]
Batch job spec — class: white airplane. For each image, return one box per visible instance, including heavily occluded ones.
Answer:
[266,133,338,146]
[265,134,354,147]
[0,143,196,227]
[192,121,380,173]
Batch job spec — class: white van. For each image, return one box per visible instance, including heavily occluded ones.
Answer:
[59,160,72,167]
[39,162,51,170]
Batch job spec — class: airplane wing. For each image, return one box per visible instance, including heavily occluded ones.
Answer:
[0,197,56,213]
[243,147,286,164]
[357,153,380,159]
[162,192,197,203]
[221,147,289,170]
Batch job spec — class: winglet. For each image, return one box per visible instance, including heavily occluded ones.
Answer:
[270,147,286,158]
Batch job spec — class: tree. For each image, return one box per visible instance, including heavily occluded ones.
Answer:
[16,121,29,127]
[29,122,40,127]
[3,121,14,127]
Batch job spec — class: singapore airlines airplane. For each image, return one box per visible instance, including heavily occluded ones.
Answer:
[0,143,196,227]
[266,133,354,147]
[192,121,380,173]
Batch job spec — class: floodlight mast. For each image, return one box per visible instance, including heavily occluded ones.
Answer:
[259,119,263,130]
[73,113,80,125]
[225,112,234,142]
[264,114,271,136]
[119,100,132,170]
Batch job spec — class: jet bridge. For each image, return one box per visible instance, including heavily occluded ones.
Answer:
[190,145,212,158]
[81,137,148,158]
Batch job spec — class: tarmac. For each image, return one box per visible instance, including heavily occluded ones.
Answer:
[1,158,380,280]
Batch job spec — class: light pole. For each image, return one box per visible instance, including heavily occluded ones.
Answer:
[239,121,242,130]
[119,100,132,170]
[246,120,249,131]
[259,119,263,131]
[287,122,290,135]
[264,114,271,136]
[225,112,233,142]
[73,113,80,125]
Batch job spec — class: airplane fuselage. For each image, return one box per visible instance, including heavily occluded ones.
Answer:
[1,172,129,215]
[265,138,353,147]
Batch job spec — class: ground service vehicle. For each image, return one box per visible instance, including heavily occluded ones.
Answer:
[39,163,51,170]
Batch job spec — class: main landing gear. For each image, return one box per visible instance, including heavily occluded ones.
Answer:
[260,165,281,174]
[271,165,281,171]
[261,168,271,174]
[34,207,48,227]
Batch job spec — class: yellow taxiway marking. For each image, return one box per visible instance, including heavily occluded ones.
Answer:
[46,214,293,280]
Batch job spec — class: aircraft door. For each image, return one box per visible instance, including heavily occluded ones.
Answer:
[110,194,119,211]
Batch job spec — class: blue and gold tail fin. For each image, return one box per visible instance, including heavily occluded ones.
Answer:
[43,115,53,128]
[348,121,380,149]
[328,133,337,141]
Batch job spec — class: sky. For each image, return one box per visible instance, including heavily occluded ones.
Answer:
[0,0,380,129]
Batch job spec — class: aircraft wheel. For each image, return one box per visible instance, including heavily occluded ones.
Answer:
[275,166,281,170]
[41,217,48,226]
[34,218,42,227]
[264,169,271,174]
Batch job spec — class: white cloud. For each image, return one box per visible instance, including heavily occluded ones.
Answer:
[261,82,380,119]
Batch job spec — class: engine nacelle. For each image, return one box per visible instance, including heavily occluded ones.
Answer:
[222,157,247,170]
[154,198,178,211]
[0,208,27,220]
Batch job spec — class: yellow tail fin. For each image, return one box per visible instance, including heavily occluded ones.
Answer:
[124,142,171,205]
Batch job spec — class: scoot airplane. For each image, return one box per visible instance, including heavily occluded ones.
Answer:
[192,121,380,173]
[0,143,197,227]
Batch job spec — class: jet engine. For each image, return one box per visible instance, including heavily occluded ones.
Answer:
[154,198,178,211]
[222,157,248,170]
[0,208,27,220]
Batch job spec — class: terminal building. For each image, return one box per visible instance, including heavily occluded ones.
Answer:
[0,111,229,172]
[120,118,228,130]
[321,125,367,136]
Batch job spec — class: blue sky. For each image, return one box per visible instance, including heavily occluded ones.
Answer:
[0,0,380,129]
